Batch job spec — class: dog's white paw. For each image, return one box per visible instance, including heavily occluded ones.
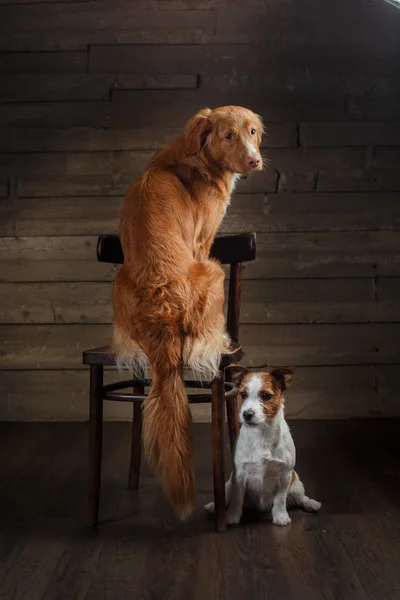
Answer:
[204,501,215,515]
[226,510,242,525]
[272,511,292,527]
[303,498,321,513]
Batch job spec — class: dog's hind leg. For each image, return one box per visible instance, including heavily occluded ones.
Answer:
[272,471,292,526]
[112,326,150,379]
[112,268,150,379]
[287,472,321,513]
[183,259,229,380]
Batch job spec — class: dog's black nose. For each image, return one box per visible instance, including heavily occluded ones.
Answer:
[243,409,254,422]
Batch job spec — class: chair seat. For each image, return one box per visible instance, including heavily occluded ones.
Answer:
[83,342,243,370]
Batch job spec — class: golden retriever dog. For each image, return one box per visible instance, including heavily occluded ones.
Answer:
[112,106,264,519]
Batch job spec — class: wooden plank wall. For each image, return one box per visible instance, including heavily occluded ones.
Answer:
[1,0,400,421]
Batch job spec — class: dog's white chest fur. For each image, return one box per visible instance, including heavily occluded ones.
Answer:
[234,410,295,506]
[230,173,241,194]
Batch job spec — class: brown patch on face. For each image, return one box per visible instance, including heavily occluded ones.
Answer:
[258,372,285,420]
[237,372,253,406]
[237,372,285,420]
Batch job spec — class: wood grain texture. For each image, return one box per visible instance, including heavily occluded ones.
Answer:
[2,232,400,282]
[0,177,7,198]
[4,365,398,421]
[300,121,400,147]
[0,236,116,282]
[5,192,400,237]
[16,175,130,198]
[0,5,216,35]
[0,128,181,152]
[373,147,400,169]
[0,123,296,152]
[88,39,399,75]
[0,50,86,73]
[16,171,279,197]
[348,94,400,120]
[108,90,346,126]
[0,74,115,103]
[318,169,400,192]
[1,323,399,369]
[332,514,400,599]
[247,231,400,279]
[1,0,400,420]
[377,277,400,301]
[0,101,109,128]
[0,74,199,103]
[3,280,400,325]
[1,421,400,598]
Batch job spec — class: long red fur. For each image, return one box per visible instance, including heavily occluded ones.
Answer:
[112,106,263,519]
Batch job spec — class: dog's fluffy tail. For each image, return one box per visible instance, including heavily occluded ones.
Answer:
[142,360,195,520]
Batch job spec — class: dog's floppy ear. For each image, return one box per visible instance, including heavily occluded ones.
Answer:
[255,113,265,144]
[185,108,212,155]
[270,367,295,392]
[225,364,248,389]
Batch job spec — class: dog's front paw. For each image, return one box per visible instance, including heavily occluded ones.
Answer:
[272,511,292,527]
[204,501,215,515]
[226,509,242,525]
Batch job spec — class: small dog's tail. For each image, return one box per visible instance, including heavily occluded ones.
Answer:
[142,358,195,520]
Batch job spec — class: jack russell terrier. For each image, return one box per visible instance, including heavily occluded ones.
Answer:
[205,366,321,526]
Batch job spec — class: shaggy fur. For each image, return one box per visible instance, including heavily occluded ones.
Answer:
[112,106,264,519]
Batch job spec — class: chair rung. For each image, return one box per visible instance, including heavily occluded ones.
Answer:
[103,381,237,403]
[104,391,146,402]
[103,379,150,392]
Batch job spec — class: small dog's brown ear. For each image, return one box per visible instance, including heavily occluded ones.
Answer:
[225,364,248,389]
[185,108,212,155]
[270,367,295,392]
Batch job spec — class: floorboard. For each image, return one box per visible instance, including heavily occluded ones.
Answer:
[0,420,399,600]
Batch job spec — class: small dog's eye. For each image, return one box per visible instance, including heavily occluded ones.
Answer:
[262,392,272,401]
[251,128,256,135]
[240,391,247,399]
[225,133,233,140]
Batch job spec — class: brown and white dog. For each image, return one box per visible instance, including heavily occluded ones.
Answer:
[112,106,264,519]
[205,366,321,526]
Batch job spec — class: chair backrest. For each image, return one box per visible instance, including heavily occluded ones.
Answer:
[97,232,257,344]
[97,233,256,265]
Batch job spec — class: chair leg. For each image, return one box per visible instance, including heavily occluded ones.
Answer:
[88,365,103,527]
[211,374,227,532]
[226,397,240,455]
[128,384,144,490]
[225,367,240,454]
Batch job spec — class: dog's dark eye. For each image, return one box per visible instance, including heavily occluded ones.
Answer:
[261,392,272,401]
[251,128,256,135]
[240,391,247,399]
[225,133,233,140]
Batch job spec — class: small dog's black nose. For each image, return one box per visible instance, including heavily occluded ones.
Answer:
[243,409,254,422]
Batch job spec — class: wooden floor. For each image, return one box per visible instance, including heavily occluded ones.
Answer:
[0,420,400,600]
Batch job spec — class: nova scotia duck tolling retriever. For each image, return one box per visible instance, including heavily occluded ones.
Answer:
[112,105,264,519]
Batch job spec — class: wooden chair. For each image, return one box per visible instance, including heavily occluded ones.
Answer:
[82,232,256,532]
